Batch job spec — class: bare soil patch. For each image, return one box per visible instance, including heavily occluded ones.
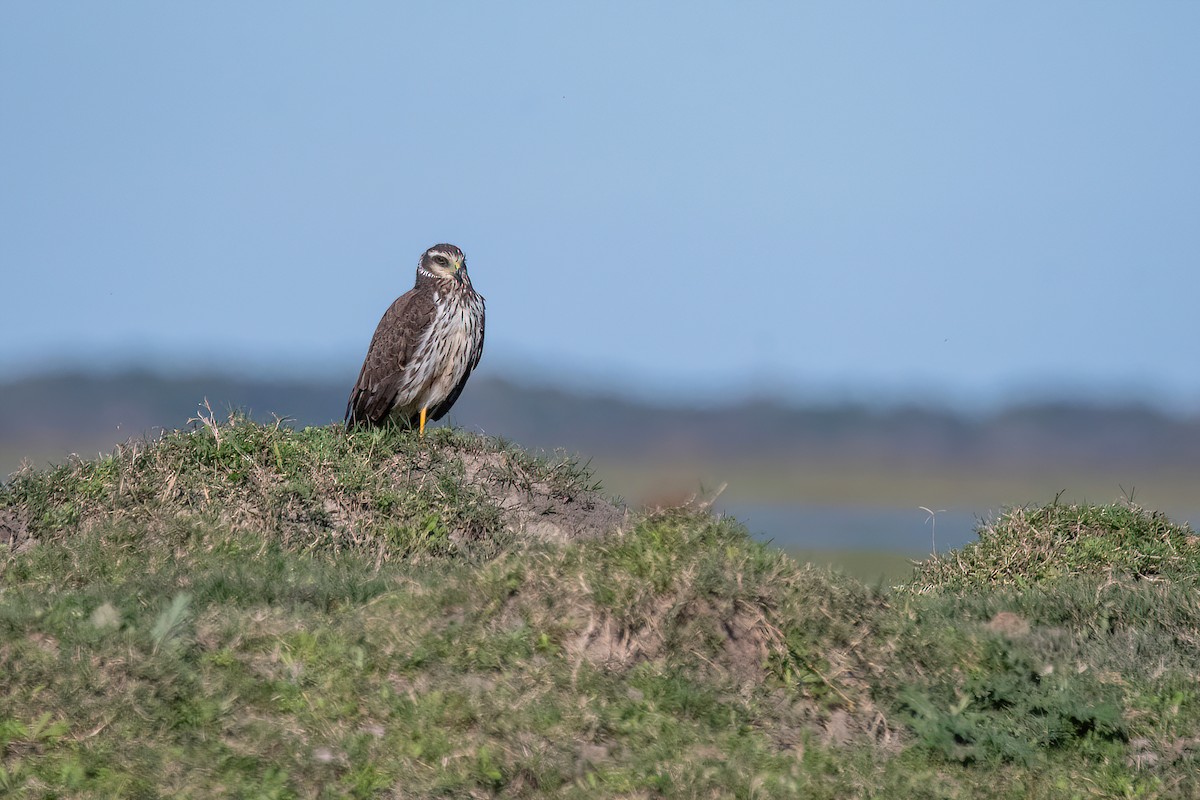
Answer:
[0,506,31,553]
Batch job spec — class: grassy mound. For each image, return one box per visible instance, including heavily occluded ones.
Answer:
[1,414,623,560]
[909,501,1200,591]
[2,418,1199,797]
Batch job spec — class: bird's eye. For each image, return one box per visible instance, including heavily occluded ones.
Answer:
[433,255,447,266]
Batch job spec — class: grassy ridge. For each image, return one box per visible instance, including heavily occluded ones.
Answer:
[2,418,1198,798]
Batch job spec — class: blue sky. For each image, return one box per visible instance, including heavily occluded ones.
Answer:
[3,3,1198,409]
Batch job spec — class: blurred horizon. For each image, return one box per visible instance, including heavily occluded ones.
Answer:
[4,364,1197,511]
[4,351,1199,418]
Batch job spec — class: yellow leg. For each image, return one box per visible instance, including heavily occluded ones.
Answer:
[419,407,427,437]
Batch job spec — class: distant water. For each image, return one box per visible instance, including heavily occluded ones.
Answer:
[718,503,983,556]
[718,503,1200,557]
[715,501,1195,556]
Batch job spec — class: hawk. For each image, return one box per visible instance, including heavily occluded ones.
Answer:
[345,243,485,435]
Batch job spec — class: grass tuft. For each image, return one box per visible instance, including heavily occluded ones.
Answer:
[150,592,192,654]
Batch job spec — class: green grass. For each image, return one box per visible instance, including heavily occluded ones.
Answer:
[2,416,1199,797]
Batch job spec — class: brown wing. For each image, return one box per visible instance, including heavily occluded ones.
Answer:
[429,295,486,422]
[344,286,437,428]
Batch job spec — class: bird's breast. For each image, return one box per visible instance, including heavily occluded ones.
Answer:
[415,291,484,408]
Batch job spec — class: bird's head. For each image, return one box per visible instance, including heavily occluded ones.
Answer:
[419,244,468,284]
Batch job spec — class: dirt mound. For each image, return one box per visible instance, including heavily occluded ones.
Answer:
[460,450,627,543]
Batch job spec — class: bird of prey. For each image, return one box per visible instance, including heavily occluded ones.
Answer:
[345,243,485,436]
